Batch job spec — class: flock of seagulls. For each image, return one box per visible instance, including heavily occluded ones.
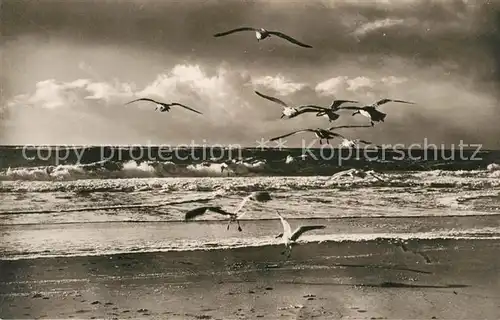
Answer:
[262,93,415,145]
[123,25,415,147]
[121,26,424,262]
[184,191,325,258]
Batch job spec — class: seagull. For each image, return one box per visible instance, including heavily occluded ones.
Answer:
[323,125,375,148]
[339,99,415,126]
[184,191,272,231]
[270,127,356,145]
[213,27,312,48]
[254,91,325,120]
[302,100,359,122]
[275,211,326,258]
[339,138,378,149]
[125,98,203,115]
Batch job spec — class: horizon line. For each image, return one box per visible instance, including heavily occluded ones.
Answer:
[0,144,494,151]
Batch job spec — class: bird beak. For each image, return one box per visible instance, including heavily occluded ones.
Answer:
[275,233,283,239]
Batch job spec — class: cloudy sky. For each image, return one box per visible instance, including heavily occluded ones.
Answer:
[1,0,499,147]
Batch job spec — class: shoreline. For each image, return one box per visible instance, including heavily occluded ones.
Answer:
[1,238,499,319]
[2,214,500,260]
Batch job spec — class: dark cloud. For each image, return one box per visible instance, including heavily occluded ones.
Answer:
[1,0,500,147]
[2,0,499,75]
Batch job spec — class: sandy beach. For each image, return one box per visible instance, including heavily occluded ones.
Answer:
[1,235,499,320]
[3,0,500,317]
[1,175,500,319]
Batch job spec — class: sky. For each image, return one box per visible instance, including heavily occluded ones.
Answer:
[1,0,500,148]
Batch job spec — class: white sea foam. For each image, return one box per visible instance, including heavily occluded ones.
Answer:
[1,168,500,193]
[1,227,498,261]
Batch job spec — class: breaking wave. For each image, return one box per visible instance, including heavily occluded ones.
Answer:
[0,145,499,181]
[2,227,499,260]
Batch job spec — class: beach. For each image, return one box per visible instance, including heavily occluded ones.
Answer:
[1,216,500,320]
[3,0,500,316]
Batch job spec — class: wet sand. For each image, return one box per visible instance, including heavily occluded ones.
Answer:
[1,238,499,319]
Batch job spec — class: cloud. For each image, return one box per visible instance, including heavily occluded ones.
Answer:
[8,79,134,109]
[251,75,306,95]
[2,63,275,144]
[4,0,495,73]
[352,18,406,38]
[314,75,408,97]
[315,77,348,96]
[4,62,500,147]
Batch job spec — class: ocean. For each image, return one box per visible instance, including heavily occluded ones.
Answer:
[1,145,500,261]
[1,145,497,180]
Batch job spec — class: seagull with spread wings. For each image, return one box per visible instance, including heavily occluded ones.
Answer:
[327,124,373,147]
[275,211,326,258]
[125,98,203,115]
[270,127,354,145]
[254,91,327,120]
[302,99,359,122]
[339,98,415,126]
[214,27,312,48]
[184,191,272,232]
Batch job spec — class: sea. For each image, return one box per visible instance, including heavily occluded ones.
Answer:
[1,145,500,261]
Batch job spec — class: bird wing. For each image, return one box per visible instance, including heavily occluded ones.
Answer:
[359,139,373,144]
[254,91,289,108]
[374,99,415,107]
[213,27,257,37]
[331,100,358,109]
[269,129,314,141]
[184,206,212,220]
[125,98,159,106]
[290,225,326,241]
[328,125,372,130]
[337,106,361,111]
[288,107,326,118]
[233,195,251,216]
[207,206,234,216]
[170,103,203,115]
[298,105,329,111]
[233,191,272,218]
[328,131,347,139]
[276,211,292,239]
[268,31,313,48]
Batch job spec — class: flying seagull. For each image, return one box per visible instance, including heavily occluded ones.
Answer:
[269,128,348,145]
[339,138,379,149]
[125,98,203,115]
[331,168,385,182]
[184,191,272,231]
[275,211,326,258]
[302,100,359,122]
[214,27,312,48]
[255,91,326,120]
[339,99,415,126]
[327,125,372,131]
